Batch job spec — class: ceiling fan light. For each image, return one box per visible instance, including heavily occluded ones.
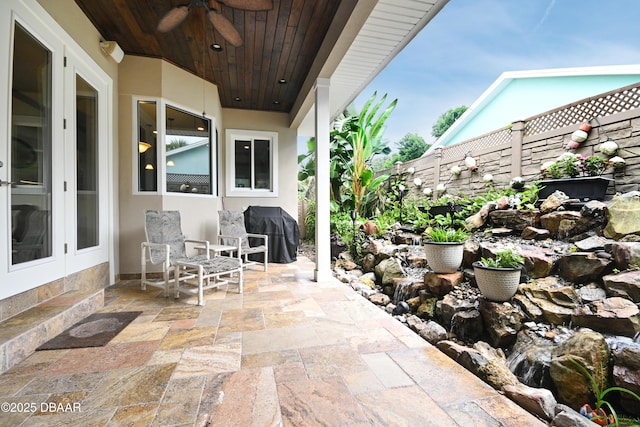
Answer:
[157,6,190,32]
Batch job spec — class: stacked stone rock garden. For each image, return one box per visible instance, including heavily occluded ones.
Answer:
[334,190,640,426]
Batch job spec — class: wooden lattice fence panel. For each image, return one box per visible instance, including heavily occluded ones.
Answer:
[524,83,640,136]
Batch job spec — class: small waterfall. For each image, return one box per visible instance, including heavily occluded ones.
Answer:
[506,329,557,389]
[393,281,412,304]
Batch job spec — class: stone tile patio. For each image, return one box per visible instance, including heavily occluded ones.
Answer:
[0,257,546,426]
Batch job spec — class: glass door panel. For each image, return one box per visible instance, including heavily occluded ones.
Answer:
[10,22,52,265]
[76,75,98,250]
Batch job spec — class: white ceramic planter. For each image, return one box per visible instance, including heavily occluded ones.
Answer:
[423,242,464,274]
[472,261,522,302]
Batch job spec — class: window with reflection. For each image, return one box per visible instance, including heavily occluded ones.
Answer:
[165,106,211,194]
[226,130,277,196]
[137,101,157,192]
[233,138,271,190]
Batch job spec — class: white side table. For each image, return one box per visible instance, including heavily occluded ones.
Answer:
[195,244,238,258]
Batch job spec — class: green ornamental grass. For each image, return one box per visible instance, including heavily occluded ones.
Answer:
[424,227,468,243]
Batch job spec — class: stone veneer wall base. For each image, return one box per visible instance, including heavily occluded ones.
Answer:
[0,288,104,373]
[0,263,109,373]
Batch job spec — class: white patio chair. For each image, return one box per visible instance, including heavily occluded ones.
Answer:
[141,210,209,296]
[141,210,242,304]
[218,210,269,271]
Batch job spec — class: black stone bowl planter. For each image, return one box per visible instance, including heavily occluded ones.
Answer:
[423,241,464,273]
[472,261,522,302]
[538,176,614,201]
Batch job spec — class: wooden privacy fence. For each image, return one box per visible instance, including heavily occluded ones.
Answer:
[391,81,640,202]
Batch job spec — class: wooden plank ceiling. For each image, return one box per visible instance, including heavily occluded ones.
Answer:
[74,0,346,113]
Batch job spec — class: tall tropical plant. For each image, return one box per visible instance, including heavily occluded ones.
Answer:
[298,94,396,216]
[297,121,356,212]
[336,92,396,216]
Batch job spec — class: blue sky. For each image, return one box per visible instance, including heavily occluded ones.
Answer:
[355,0,640,146]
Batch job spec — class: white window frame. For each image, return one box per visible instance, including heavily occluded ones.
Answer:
[132,96,218,197]
[225,129,278,197]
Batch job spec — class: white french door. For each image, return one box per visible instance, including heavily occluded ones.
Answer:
[0,0,111,300]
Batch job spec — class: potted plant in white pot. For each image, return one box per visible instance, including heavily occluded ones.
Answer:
[422,227,468,273]
[473,247,525,301]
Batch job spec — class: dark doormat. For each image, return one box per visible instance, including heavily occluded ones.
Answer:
[36,311,142,351]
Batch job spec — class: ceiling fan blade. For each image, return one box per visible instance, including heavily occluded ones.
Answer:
[157,5,190,32]
[219,0,273,11]
[208,11,243,47]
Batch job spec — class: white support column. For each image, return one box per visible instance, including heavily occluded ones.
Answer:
[314,78,332,282]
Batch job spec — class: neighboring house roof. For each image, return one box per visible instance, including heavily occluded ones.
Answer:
[426,64,640,154]
[166,139,210,174]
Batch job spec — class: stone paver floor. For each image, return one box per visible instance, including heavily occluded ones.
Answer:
[0,257,546,426]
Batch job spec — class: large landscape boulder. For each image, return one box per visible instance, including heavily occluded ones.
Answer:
[557,252,612,284]
[574,235,610,252]
[519,278,578,325]
[540,211,581,237]
[550,330,610,409]
[503,383,557,421]
[540,191,569,213]
[423,271,463,296]
[488,209,539,231]
[603,270,640,302]
[572,297,640,337]
[451,309,483,342]
[374,258,405,286]
[437,340,520,390]
[437,293,477,327]
[521,226,551,240]
[610,339,640,416]
[479,299,524,348]
[611,241,640,270]
[520,246,555,278]
[604,192,640,239]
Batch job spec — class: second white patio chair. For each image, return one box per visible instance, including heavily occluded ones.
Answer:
[218,210,269,271]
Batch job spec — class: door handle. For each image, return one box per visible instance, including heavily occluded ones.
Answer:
[0,162,14,186]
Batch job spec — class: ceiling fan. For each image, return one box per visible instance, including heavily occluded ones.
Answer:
[158,0,273,47]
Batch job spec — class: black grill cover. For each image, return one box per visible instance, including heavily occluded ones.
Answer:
[244,206,299,263]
